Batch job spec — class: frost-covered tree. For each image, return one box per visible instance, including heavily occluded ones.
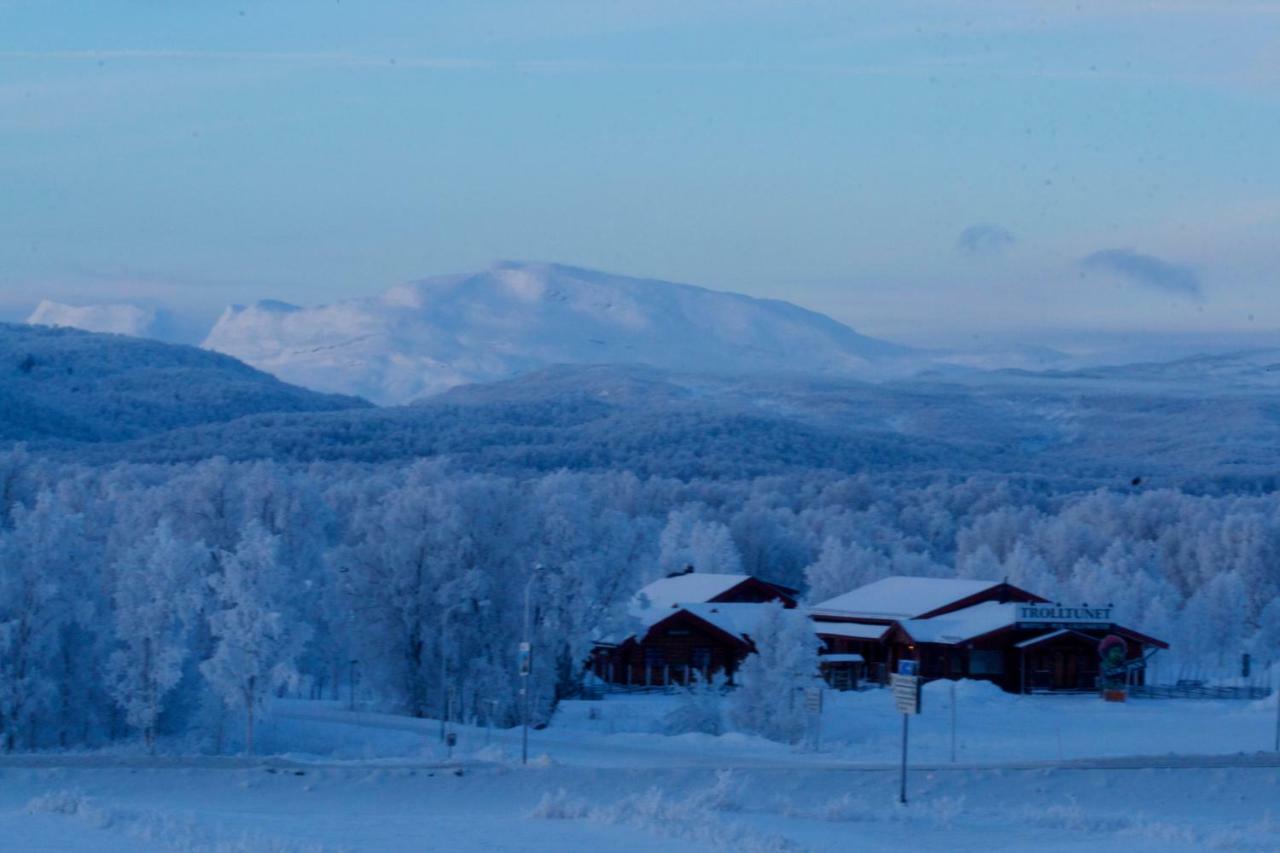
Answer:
[730,602,820,743]
[201,523,311,754]
[803,538,889,603]
[1179,571,1248,666]
[658,506,743,576]
[0,492,85,750]
[105,521,207,751]
[1250,596,1280,662]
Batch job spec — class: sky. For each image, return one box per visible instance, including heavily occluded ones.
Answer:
[1,0,1278,347]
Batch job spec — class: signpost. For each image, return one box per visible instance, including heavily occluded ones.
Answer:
[804,686,824,751]
[890,660,922,805]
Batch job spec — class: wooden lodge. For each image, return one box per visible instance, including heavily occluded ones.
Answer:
[811,577,1169,693]
[588,569,797,687]
[590,571,1169,694]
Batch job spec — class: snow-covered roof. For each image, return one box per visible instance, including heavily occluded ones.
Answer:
[675,602,780,641]
[898,601,1017,645]
[811,576,1004,620]
[810,621,889,641]
[819,653,865,663]
[630,573,753,619]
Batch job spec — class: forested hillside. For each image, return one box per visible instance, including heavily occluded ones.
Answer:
[43,362,1280,494]
[0,323,369,443]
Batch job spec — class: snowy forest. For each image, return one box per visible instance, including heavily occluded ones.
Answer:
[1,445,1276,753]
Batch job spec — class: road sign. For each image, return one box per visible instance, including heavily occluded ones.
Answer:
[804,687,823,714]
[890,674,923,805]
[891,673,922,715]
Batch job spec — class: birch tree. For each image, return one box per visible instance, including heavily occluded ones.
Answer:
[105,521,207,751]
[201,523,310,754]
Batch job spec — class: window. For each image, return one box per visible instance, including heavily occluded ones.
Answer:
[970,650,1004,675]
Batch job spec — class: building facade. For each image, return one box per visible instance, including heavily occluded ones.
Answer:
[590,572,1169,694]
[811,578,1168,693]
[588,569,797,687]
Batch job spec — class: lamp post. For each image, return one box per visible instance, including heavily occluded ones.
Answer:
[486,698,499,746]
[348,659,359,712]
[1273,662,1279,753]
[439,609,451,743]
[521,563,543,766]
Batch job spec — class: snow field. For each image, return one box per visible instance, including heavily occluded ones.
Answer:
[3,758,1279,851]
[552,680,1280,765]
[3,689,1280,851]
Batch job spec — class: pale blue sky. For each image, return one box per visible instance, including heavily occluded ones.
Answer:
[2,1,1278,344]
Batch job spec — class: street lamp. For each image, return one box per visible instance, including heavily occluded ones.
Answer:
[521,562,544,766]
[439,609,452,743]
[348,659,359,712]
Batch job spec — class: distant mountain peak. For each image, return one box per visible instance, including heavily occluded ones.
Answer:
[28,300,161,339]
[203,262,915,405]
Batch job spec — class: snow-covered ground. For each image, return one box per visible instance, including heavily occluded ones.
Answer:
[2,684,1278,851]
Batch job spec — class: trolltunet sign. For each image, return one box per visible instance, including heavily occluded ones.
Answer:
[1016,604,1114,626]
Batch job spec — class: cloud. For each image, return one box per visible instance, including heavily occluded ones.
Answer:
[1079,249,1202,299]
[957,224,1017,256]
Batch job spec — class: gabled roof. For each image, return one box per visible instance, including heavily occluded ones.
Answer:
[630,572,754,619]
[812,576,1010,620]
[811,620,889,641]
[677,602,780,643]
[897,601,1018,645]
[820,653,865,663]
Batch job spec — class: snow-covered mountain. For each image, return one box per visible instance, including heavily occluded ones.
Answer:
[202,262,915,405]
[27,300,162,338]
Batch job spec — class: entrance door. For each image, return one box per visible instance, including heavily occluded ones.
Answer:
[1053,651,1079,690]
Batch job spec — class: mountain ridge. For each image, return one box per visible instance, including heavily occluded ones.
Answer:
[201,261,916,405]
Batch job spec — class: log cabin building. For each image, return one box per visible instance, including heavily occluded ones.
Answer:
[812,576,1168,692]
[590,570,1168,694]
[588,569,797,687]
